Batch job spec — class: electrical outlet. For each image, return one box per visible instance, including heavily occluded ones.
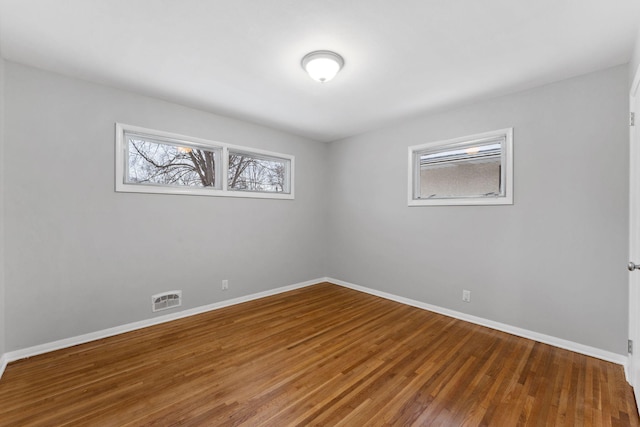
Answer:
[462,290,471,303]
[222,279,229,290]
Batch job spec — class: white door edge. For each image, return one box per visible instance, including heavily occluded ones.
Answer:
[629,62,640,410]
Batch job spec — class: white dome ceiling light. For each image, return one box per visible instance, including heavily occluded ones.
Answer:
[301,50,344,83]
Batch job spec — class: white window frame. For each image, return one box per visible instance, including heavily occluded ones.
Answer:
[115,123,295,200]
[408,128,513,206]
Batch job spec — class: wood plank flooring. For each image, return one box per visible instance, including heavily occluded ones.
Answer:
[0,282,637,426]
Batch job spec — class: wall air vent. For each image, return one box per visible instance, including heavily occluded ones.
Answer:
[152,291,182,312]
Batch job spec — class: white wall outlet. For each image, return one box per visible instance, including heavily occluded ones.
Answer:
[462,289,471,303]
[222,279,229,290]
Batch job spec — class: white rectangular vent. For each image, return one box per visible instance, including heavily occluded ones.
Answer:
[152,290,182,312]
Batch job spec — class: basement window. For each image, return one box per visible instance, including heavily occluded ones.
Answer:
[115,123,294,199]
[408,128,513,206]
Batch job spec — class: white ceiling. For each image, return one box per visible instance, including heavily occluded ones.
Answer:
[1,1,639,142]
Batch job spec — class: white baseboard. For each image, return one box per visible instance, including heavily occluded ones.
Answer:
[1,278,325,373]
[0,276,628,382]
[0,354,7,380]
[327,277,628,367]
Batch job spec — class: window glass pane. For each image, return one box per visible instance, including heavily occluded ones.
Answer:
[228,151,289,193]
[126,132,220,188]
[408,128,512,206]
[418,141,503,199]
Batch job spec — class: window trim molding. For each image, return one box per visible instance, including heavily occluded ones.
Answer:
[407,128,513,206]
[115,123,295,200]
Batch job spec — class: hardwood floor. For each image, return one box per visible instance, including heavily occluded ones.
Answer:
[0,282,637,426]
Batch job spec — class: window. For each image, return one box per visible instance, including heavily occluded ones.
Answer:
[408,128,513,206]
[125,132,222,189]
[116,123,294,199]
[228,150,291,194]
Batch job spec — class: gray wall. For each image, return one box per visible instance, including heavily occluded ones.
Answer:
[0,57,5,358]
[3,62,328,351]
[631,27,640,89]
[327,65,629,355]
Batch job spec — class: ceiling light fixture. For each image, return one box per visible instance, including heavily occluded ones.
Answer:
[301,50,344,83]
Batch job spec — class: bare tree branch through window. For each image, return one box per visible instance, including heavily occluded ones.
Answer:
[127,138,218,187]
[228,152,286,193]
